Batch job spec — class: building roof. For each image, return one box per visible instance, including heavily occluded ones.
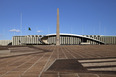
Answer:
[42,33,105,44]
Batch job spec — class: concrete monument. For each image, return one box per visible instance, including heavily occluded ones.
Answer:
[56,8,60,45]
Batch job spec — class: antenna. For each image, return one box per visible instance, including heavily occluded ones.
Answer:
[20,13,22,36]
[82,25,84,35]
[70,25,72,34]
[48,26,49,34]
[14,25,15,36]
[20,13,22,45]
[70,25,72,45]
[99,22,101,35]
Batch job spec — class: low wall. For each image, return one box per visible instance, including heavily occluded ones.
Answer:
[0,50,10,54]
[0,40,12,46]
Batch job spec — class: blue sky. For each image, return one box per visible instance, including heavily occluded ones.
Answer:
[0,0,116,40]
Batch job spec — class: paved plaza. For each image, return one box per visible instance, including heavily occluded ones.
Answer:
[0,45,116,77]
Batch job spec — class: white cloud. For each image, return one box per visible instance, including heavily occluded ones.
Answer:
[9,29,20,32]
[37,30,42,33]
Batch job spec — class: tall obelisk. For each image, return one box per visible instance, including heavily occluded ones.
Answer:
[56,8,60,45]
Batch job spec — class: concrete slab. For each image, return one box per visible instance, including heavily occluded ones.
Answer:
[78,58,116,63]
[47,59,88,73]
[88,67,116,71]
[99,74,116,77]
[81,62,116,67]
[0,50,10,54]
[78,73,98,77]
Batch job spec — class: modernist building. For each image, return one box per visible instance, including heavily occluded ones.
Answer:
[11,34,116,45]
[12,35,42,45]
[41,34,116,45]
[0,34,116,46]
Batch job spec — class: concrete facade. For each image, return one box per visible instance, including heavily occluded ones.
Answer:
[12,35,42,45]
[0,40,12,46]
[41,34,116,45]
[1,34,115,46]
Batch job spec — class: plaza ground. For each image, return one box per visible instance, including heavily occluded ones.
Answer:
[0,45,116,77]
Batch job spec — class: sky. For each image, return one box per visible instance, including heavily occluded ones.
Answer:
[0,0,116,40]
